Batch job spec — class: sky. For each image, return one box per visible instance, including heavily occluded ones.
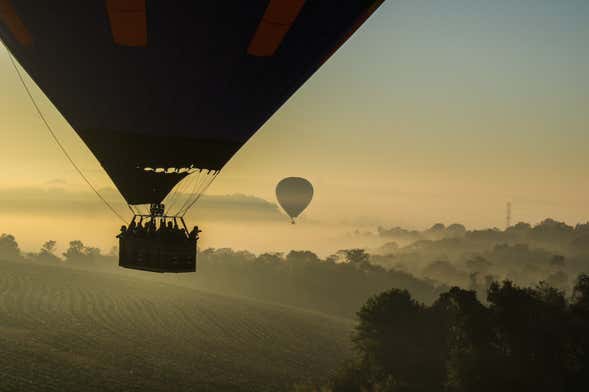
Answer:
[1,0,588,254]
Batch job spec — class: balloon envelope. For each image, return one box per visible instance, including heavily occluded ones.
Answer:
[0,1,384,205]
[276,177,313,221]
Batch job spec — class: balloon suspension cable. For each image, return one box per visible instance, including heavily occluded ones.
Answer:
[165,168,206,215]
[173,169,204,216]
[2,43,128,224]
[179,170,219,218]
[163,172,189,215]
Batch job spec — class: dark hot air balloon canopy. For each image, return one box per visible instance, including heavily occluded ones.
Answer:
[276,177,313,223]
[0,0,384,211]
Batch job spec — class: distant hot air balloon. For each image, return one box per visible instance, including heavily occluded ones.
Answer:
[0,0,384,271]
[276,177,313,224]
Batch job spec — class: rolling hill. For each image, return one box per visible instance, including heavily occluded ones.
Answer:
[0,260,353,391]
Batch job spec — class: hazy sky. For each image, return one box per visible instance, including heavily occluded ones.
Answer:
[1,0,588,252]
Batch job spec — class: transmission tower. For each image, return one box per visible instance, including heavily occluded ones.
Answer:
[506,202,512,229]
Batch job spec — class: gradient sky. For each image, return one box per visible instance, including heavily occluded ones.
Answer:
[1,0,588,250]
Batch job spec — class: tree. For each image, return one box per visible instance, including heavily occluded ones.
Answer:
[447,224,467,238]
[569,274,589,389]
[485,281,570,391]
[465,256,492,274]
[433,288,495,392]
[42,240,57,254]
[256,252,283,264]
[35,240,62,263]
[429,223,446,232]
[330,360,371,392]
[62,240,101,263]
[63,240,85,262]
[572,274,589,311]
[353,289,443,391]
[340,249,370,267]
[0,233,21,260]
[422,260,466,285]
[329,276,589,391]
[378,241,400,255]
[286,250,321,265]
[571,235,589,253]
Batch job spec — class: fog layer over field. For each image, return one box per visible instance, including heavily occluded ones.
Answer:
[1,214,588,390]
[0,259,352,391]
[0,188,385,256]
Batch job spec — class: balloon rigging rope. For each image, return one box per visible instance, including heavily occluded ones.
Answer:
[163,173,188,214]
[176,170,205,216]
[164,180,182,215]
[180,171,219,218]
[181,171,214,216]
[167,170,199,216]
[182,172,219,217]
[171,172,194,215]
[174,176,197,217]
[3,46,128,224]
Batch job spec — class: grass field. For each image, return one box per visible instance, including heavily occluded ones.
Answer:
[0,260,353,391]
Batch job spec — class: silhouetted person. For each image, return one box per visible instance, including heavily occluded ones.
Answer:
[135,217,144,234]
[128,218,136,233]
[157,218,167,237]
[136,219,146,237]
[146,219,157,236]
[189,226,201,240]
[116,225,127,238]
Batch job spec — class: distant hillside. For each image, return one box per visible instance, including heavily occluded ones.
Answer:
[0,260,353,391]
[0,187,283,221]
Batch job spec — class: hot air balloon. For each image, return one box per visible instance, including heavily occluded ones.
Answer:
[0,0,384,272]
[276,177,313,224]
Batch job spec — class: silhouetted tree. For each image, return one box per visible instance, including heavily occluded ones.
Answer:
[475,281,569,391]
[433,287,496,392]
[63,240,101,263]
[569,274,589,389]
[446,224,467,238]
[571,235,589,253]
[465,256,492,274]
[35,240,62,263]
[0,233,21,260]
[330,360,371,392]
[352,289,444,391]
[422,260,467,286]
[189,247,443,318]
[286,250,321,265]
[330,276,589,391]
[341,249,370,267]
[377,241,400,255]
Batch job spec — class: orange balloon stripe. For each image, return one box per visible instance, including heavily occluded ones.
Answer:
[0,0,32,46]
[105,0,147,47]
[248,0,306,57]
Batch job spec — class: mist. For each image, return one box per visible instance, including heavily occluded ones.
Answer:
[1,0,588,389]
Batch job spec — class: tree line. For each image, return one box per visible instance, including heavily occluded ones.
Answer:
[1,233,446,318]
[2,221,588,320]
[377,219,589,254]
[3,231,589,391]
[372,219,589,297]
[318,275,589,391]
